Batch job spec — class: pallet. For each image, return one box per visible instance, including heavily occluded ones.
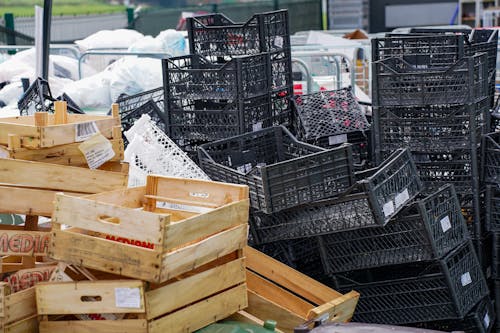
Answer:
[36,253,248,333]
[0,102,121,149]
[244,246,359,333]
[0,158,128,217]
[49,175,249,283]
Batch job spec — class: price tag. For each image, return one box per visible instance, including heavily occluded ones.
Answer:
[394,188,410,209]
[274,36,284,48]
[440,215,451,233]
[78,133,115,169]
[252,122,263,132]
[75,121,99,142]
[157,201,212,213]
[190,192,209,199]
[328,134,348,145]
[115,287,141,308]
[461,272,472,287]
[484,312,490,328]
[383,200,395,217]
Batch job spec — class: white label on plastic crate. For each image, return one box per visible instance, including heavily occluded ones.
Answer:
[394,188,410,209]
[237,163,253,174]
[383,200,395,217]
[252,122,263,132]
[227,156,232,166]
[157,201,212,213]
[461,272,472,287]
[440,215,452,233]
[190,191,209,199]
[328,134,348,146]
[78,133,115,169]
[274,36,284,48]
[115,287,141,308]
[484,312,491,328]
[75,121,99,142]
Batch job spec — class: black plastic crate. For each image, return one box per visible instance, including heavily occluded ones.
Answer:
[409,296,496,333]
[483,132,500,186]
[186,10,292,93]
[115,87,163,118]
[248,149,422,241]
[291,88,370,166]
[120,100,167,147]
[18,78,84,116]
[491,232,500,279]
[162,53,271,102]
[165,94,273,152]
[332,241,488,325]
[198,126,356,214]
[486,185,500,232]
[374,98,488,154]
[318,184,469,274]
[372,53,489,107]
[271,87,293,128]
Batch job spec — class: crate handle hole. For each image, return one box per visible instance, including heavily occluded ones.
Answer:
[98,216,120,225]
[81,296,102,302]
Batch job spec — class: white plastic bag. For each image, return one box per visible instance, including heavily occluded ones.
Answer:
[62,71,112,109]
[155,29,186,56]
[128,35,164,53]
[75,29,144,51]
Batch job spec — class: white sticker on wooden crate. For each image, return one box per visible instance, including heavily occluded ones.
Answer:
[190,191,209,199]
[383,200,395,217]
[328,134,348,146]
[484,312,490,328]
[157,201,212,213]
[440,215,452,233]
[394,188,410,209]
[75,121,99,142]
[78,133,115,169]
[115,287,141,308]
[461,272,472,287]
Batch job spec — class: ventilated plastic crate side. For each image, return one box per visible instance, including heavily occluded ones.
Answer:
[333,241,488,324]
[319,184,468,274]
[120,100,167,146]
[372,53,489,107]
[375,98,488,153]
[486,185,500,232]
[198,126,355,213]
[483,131,500,186]
[362,148,422,225]
[115,87,164,118]
[163,53,271,102]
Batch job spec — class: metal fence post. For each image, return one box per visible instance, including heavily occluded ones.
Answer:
[126,7,135,29]
[4,13,15,46]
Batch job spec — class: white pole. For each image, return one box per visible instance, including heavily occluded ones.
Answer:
[475,0,481,27]
[35,5,43,78]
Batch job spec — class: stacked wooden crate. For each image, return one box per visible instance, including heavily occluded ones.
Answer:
[0,105,359,333]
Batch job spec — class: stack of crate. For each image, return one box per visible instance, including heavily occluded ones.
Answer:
[197,122,492,331]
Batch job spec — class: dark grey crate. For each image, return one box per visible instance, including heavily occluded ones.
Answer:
[491,232,500,279]
[120,100,167,147]
[372,53,489,107]
[115,87,163,118]
[186,10,292,93]
[409,296,496,333]
[483,131,500,186]
[486,185,500,232]
[332,241,489,324]
[163,53,271,101]
[319,184,469,274]
[198,126,355,214]
[374,98,488,154]
[248,148,422,240]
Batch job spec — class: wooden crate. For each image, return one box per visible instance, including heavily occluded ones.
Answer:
[0,158,128,217]
[49,175,249,283]
[36,253,248,333]
[244,246,359,333]
[0,102,121,149]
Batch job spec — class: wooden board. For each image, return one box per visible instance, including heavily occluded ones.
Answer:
[39,319,147,333]
[0,230,50,256]
[3,314,38,333]
[0,139,124,166]
[0,159,128,193]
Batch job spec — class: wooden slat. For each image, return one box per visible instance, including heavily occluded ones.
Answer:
[36,280,145,315]
[246,270,312,319]
[4,314,38,333]
[164,200,249,251]
[0,124,38,146]
[307,290,360,323]
[39,319,147,333]
[160,224,247,281]
[5,287,36,324]
[151,175,249,207]
[0,159,127,193]
[148,284,247,333]
[145,258,245,320]
[54,194,168,244]
[49,228,162,282]
[246,290,303,333]
[0,230,50,256]
[227,311,285,333]
[0,186,85,216]
[83,187,145,208]
[244,246,342,304]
